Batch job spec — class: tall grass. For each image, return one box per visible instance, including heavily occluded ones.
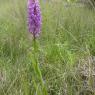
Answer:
[0,0,95,95]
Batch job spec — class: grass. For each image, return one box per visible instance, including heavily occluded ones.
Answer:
[0,0,95,95]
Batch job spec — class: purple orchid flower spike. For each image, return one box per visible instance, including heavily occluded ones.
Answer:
[28,0,42,38]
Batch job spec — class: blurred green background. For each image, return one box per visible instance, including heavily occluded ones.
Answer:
[0,0,95,95]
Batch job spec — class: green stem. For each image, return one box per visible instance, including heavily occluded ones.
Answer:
[33,38,48,95]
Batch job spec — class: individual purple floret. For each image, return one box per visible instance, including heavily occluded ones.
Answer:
[28,0,42,38]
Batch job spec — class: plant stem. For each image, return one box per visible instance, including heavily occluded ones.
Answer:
[32,37,48,95]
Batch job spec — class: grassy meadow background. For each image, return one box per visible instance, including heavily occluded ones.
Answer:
[0,0,95,95]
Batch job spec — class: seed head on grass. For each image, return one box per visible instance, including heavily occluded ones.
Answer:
[27,0,42,38]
